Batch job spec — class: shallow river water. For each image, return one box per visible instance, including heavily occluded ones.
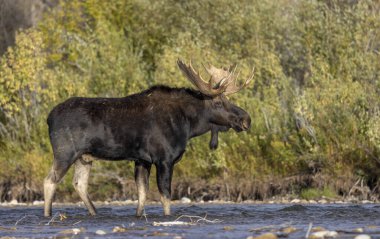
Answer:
[0,203,380,238]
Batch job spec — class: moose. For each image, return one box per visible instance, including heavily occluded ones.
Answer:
[44,59,253,217]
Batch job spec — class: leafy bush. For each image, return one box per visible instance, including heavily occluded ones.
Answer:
[0,0,379,201]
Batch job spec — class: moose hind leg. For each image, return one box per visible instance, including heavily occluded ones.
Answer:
[135,161,151,217]
[156,162,174,216]
[73,155,96,216]
[44,170,57,217]
[44,161,72,217]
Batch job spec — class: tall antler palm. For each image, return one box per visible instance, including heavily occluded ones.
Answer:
[177,59,254,96]
[204,63,254,95]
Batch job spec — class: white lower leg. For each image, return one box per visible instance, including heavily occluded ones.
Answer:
[160,195,171,216]
[136,175,147,216]
[73,159,96,216]
[44,177,57,217]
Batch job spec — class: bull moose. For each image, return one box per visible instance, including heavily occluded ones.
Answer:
[44,59,253,217]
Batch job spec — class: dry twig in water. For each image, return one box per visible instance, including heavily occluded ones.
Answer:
[152,221,194,226]
[14,214,39,226]
[175,214,222,224]
[143,209,148,223]
[152,214,222,226]
[73,220,82,226]
[45,212,60,226]
[305,222,313,239]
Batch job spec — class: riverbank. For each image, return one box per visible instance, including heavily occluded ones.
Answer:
[2,169,377,205]
[0,196,378,208]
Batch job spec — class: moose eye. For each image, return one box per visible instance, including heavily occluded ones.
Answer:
[215,101,223,108]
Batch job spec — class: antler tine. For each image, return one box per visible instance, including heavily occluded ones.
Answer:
[229,64,238,84]
[213,75,231,89]
[242,66,255,87]
[201,62,213,85]
[224,66,254,95]
[245,66,255,85]
[233,70,241,87]
[189,60,203,83]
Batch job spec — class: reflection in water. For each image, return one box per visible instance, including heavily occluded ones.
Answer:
[0,204,379,238]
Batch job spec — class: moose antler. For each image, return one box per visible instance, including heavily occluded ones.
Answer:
[177,59,254,96]
[204,63,254,95]
[177,59,230,96]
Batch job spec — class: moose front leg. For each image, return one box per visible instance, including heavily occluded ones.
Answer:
[134,161,151,217]
[156,162,174,216]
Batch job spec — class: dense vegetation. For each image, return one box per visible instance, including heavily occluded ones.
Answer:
[0,0,379,202]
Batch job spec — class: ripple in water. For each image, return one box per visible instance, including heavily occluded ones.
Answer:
[279,204,308,212]
[0,204,379,239]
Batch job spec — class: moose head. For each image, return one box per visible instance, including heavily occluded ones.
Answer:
[177,59,253,134]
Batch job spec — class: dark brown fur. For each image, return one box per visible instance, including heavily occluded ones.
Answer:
[44,85,251,217]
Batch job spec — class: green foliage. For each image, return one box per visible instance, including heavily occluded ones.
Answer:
[0,0,379,201]
[300,187,337,200]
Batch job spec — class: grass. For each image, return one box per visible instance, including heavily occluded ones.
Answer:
[300,187,338,200]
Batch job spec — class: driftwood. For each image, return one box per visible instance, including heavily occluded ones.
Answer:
[152,214,222,226]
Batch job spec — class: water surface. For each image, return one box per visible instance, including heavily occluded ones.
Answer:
[0,203,380,238]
